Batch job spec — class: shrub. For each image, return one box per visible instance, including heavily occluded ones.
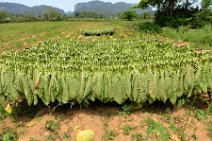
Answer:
[120,10,138,21]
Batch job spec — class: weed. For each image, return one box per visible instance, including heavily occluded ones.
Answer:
[144,117,154,125]
[62,131,70,139]
[122,125,136,135]
[131,133,143,141]
[145,118,171,141]
[45,120,59,132]
[169,122,178,132]
[194,109,207,122]
[1,128,18,141]
[121,104,133,115]
[45,134,57,141]
[103,130,116,141]
[177,98,186,108]
[162,115,171,123]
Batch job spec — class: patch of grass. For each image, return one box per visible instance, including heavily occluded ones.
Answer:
[161,25,212,49]
[137,22,212,49]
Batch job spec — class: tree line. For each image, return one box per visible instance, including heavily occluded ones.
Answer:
[0,9,66,23]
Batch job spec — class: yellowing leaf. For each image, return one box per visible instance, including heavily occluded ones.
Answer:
[5,104,12,114]
[76,130,95,141]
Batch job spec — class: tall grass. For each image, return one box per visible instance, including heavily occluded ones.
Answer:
[161,25,212,47]
[138,22,212,49]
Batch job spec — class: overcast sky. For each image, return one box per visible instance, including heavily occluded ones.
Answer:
[0,0,140,12]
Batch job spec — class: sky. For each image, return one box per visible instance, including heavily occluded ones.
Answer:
[0,0,140,12]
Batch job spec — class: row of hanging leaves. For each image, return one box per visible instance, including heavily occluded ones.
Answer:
[0,62,211,106]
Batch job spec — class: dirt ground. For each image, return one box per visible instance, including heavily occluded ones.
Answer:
[0,101,211,141]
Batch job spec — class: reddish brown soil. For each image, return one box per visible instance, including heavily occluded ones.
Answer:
[1,104,211,141]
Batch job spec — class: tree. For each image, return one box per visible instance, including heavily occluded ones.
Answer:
[137,0,200,27]
[120,10,138,21]
[43,9,64,21]
[202,0,212,10]
[0,11,9,22]
[138,0,199,17]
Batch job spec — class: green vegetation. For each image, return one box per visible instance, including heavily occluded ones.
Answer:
[145,118,171,141]
[74,11,103,18]
[0,128,18,141]
[122,125,136,135]
[120,10,138,21]
[161,25,212,47]
[0,11,9,23]
[121,104,133,115]
[1,32,212,106]
[0,21,128,54]
[82,26,114,36]
[45,120,59,132]
[43,9,64,21]
[131,133,143,141]
[138,0,211,28]
[138,22,212,48]
[0,19,211,141]
[103,130,116,141]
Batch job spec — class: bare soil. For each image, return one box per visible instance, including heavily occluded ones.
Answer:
[0,102,211,141]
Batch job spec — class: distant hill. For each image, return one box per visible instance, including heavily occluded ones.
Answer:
[0,2,65,16]
[74,0,132,16]
[74,0,154,17]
